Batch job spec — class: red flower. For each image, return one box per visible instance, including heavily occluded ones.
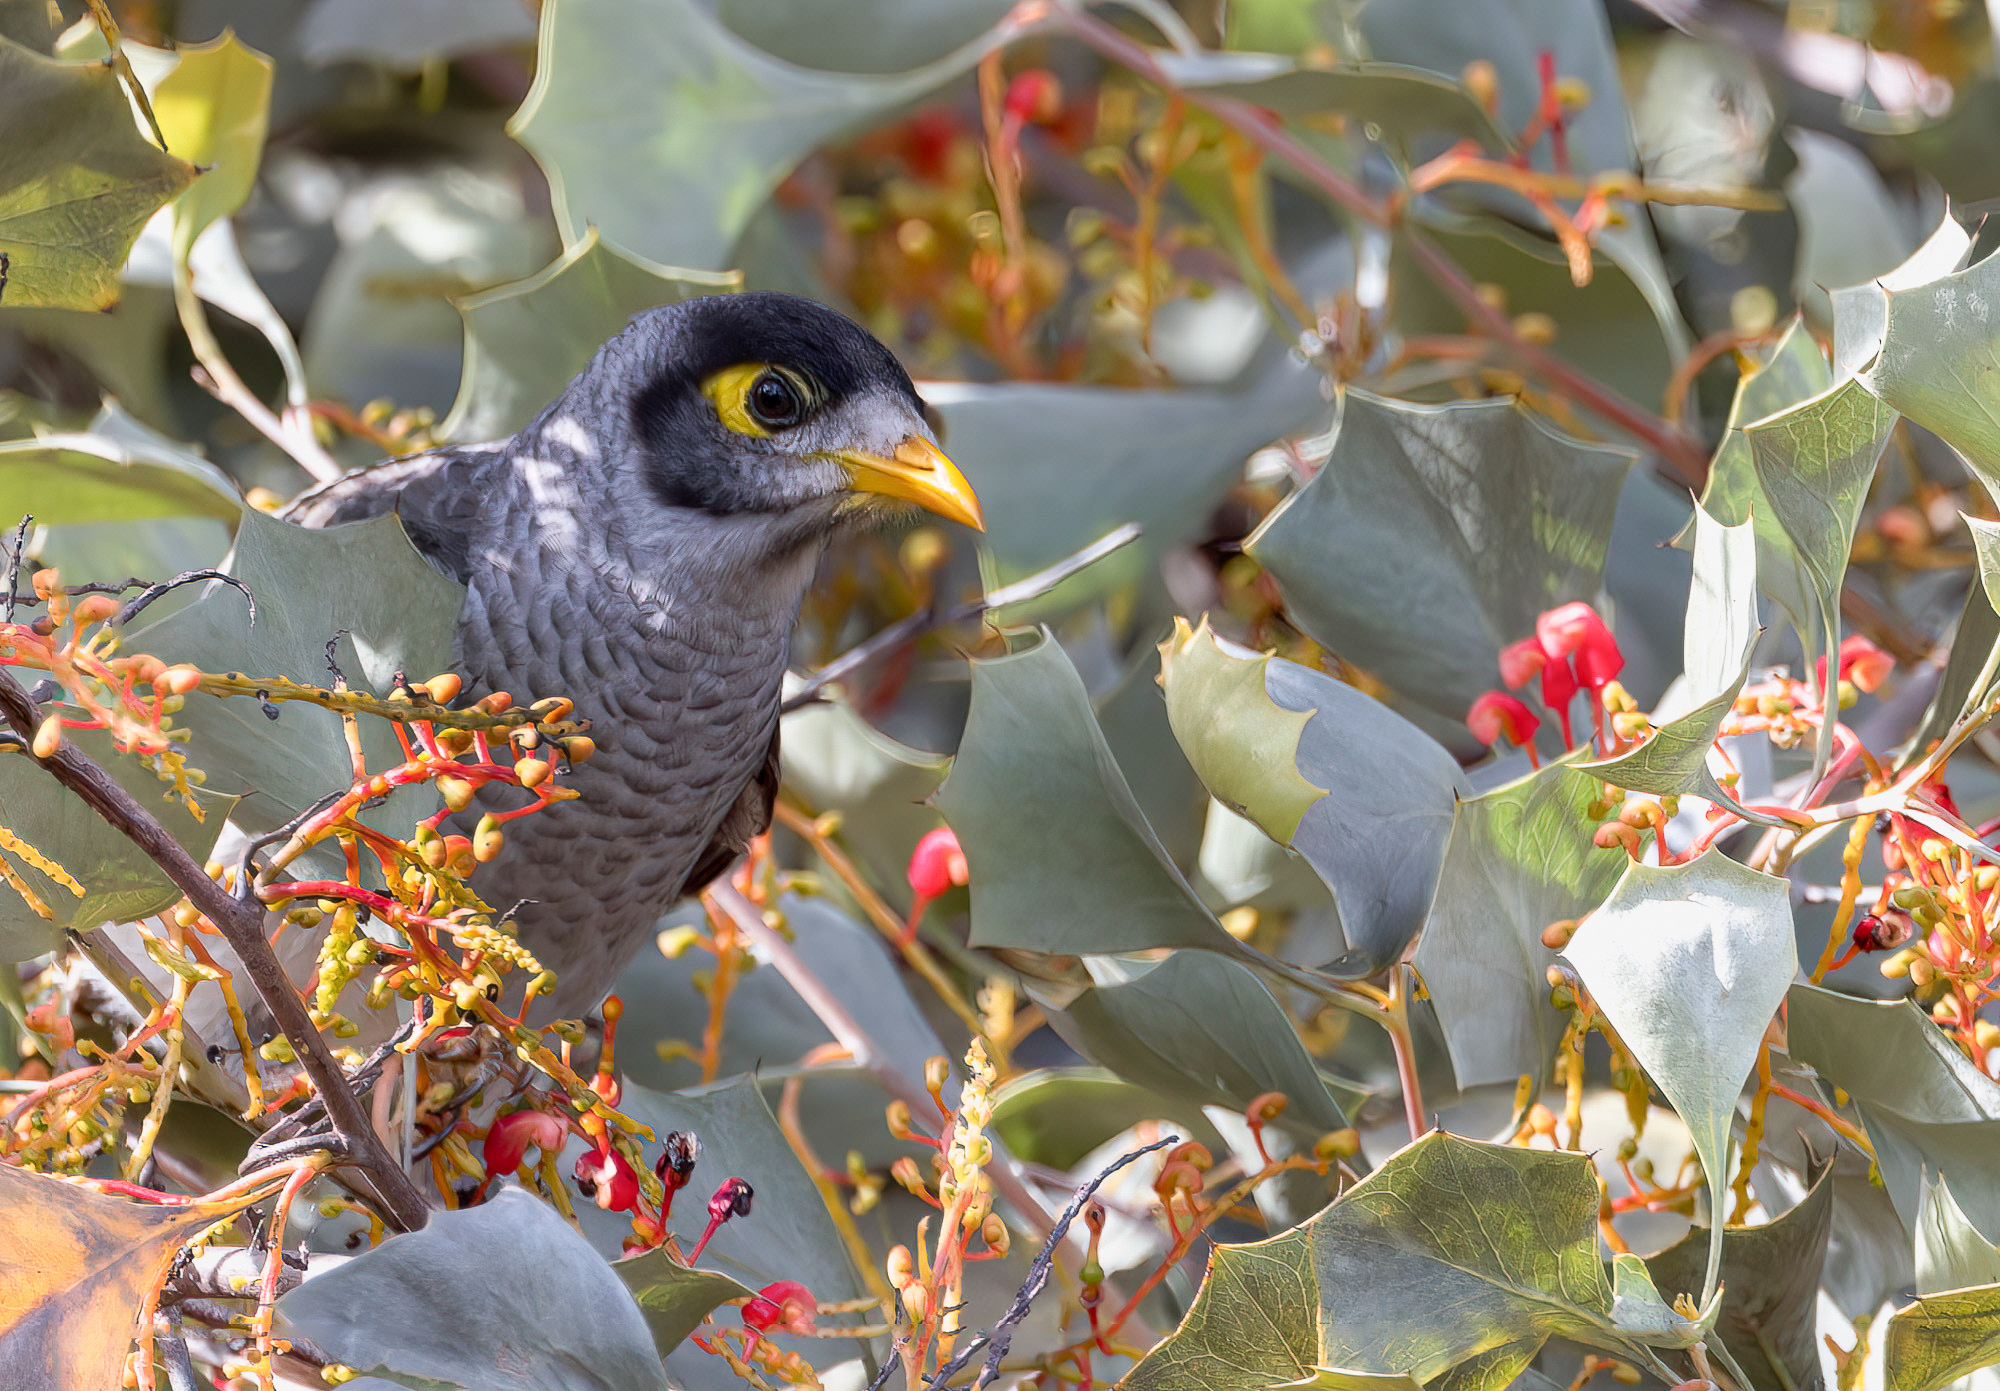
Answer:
[688,1176,755,1262]
[742,1280,817,1341]
[1838,635,1894,694]
[1536,602,1623,689]
[484,1109,567,1177]
[1498,636,1547,689]
[1468,691,1540,749]
[1004,70,1063,125]
[907,826,969,902]
[574,1146,641,1213]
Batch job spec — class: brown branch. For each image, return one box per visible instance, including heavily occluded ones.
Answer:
[1052,2,1713,490]
[0,665,434,1231]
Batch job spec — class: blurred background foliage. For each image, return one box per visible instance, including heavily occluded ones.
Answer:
[12,0,2000,1387]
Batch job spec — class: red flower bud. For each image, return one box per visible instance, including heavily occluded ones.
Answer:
[907,826,968,902]
[1468,691,1541,748]
[573,1146,641,1213]
[688,1176,755,1262]
[1536,602,1622,689]
[1498,636,1547,689]
[742,1279,817,1340]
[1004,70,1062,125]
[484,1108,566,1176]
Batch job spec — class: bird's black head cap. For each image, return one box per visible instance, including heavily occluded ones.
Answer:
[621,293,930,517]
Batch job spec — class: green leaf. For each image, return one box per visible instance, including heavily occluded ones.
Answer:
[0,38,198,309]
[929,363,1327,599]
[1583,503,1756,797]
[1693,319,1835,659]
[607,1076,867,1320]
[510,0,1004,269]
[1410,759,1625,1091]
[1868,244,2000,492]
[124,508,464,837]
[1904,571,2000,765]
[149,31,273,255]
[1745,374,1898,777]
[1972,517,2000,620]
[1919,1171,2000,1295]
[1123,1132,1639,1391]
[277,1185,670,1391]
[988,1067,1227,1171]
[1643,1154,1837,1391]
[1046,951,1352,1142]
[0,403,243,525]
[439,229,739,444]
[1245,390,1631,742]
[1563,852,1796,1302]
[0,732,229,961]
[1161,616,1467,973]
[1830,212,1971,377]
[611,1249,752,1357]
[1884,1285,2000,1391]
[1785,983,2000,1238]
[935,634,1254,962]
[712,0,1007,74]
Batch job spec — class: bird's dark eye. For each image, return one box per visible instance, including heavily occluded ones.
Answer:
[746,370,805,429]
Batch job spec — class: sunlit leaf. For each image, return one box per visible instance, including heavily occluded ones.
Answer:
[0,1164,217,1391]
[713,0,1007,73]
[0,403,242,525]
[1584,503,1756,797]
[1644,1150,1836,1391]
[989,1067,1227,1171]
[1918,1171,2000,1296]
[511,0,1009,269]
[1868,244,2000,492]
[1883,1285,2000,1391]
[125,508,464,837]
[0,38,197,309]
[1123,1132,1646,1391]
[1564,852,1795,1301]
[277,1184,670,1391]
[1410,759,1625,1090]
[936,634,1256,963]
[1046,951,1353,1142]
[1831,212,1971,377]
[1161,616,1466,973]
[439,229,739,443]
[1785,983,2000,1238]
[1245,390,1631,744]
[149,32,273,255]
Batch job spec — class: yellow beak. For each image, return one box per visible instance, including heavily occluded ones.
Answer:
[833,435,985,531]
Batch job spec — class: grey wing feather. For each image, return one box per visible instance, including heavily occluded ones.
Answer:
[681,727,780,893]
[282,447,501,584]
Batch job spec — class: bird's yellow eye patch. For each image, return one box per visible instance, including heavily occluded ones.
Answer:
[700,363,817,437]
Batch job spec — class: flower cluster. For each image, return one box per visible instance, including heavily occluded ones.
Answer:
[1468,600,1625,760]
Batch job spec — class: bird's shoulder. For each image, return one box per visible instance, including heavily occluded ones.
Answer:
[281,445,504,585]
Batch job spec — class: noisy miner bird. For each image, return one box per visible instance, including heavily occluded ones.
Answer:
[283,293,983,1020]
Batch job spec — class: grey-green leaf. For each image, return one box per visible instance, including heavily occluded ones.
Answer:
[1867,244,2000,492]
[1245,390,1631,742]
[1411,759,1626,1091]
[124,509,464,837]
[1918,1171,2000,1296]
[1563,852,1796,1303]
[0,405,243,526]
[610,1250,752,1357]
[276,1184,670,1391]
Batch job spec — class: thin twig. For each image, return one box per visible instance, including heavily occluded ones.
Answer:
[2,514,29,624]
[783,522,1141,712]
[118,570,256,628]
[928,1137,1177,1391]
[0,665,434,1231]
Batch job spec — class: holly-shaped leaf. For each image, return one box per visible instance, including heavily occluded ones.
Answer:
[0,38,198,309]
[1410,758,1625,1091]
[1160,616,1466,974]
[124,508,464,837]
[1918,1171,2000,1296]
[1883,1285,2000,1391]
[611,1249,752,1358]
[148,32,273,255]
[511,0,1007,269]
[1867,243,2000,493]
[1244,390,1631,745]
[0,1164,217,1391]
[440,229,739,444]
[0,402,242,525]
[1563,852,1796,1303]
[1123,1132,1662,1391]
[277,1184,669,1391]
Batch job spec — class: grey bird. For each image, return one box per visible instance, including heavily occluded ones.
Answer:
[283,292,983,1019]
